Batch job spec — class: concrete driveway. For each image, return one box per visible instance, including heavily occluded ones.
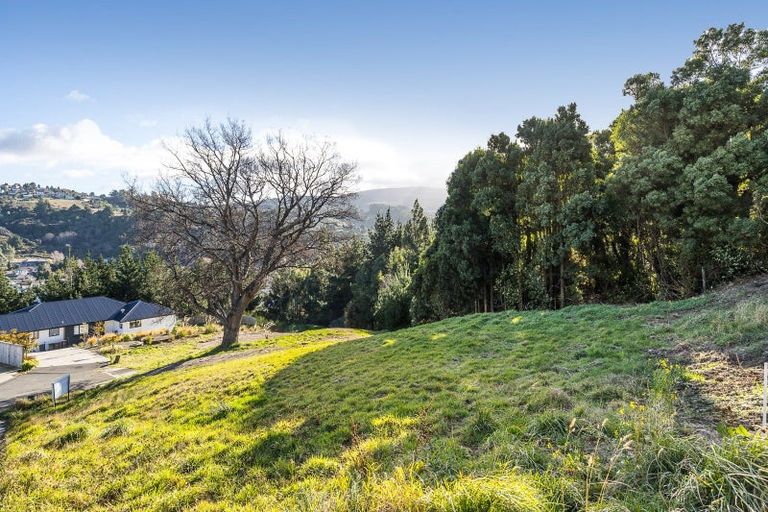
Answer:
[0,348,131,410]
[31,347,109,368]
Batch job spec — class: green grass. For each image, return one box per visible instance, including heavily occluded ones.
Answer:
[1,298,767,511]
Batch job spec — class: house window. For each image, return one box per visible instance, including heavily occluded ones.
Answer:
[129,320,141,329]
[30,330,39,339]
[49,327,60,337]
[73,325,80,335]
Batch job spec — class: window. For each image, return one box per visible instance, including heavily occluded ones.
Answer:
[129,320,142,329]
[49,327,60,337]
[30,331,39,339]
[73,325,80,335]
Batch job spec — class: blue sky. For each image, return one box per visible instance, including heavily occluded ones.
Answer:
[1,1,766,192]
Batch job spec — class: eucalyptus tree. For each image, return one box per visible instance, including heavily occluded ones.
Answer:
[129,120,357,346]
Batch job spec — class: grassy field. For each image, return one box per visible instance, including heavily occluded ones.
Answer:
[1,289,768,511]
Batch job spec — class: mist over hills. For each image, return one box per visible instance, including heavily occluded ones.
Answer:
[353,186,447,227]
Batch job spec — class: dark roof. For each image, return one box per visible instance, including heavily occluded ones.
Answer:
[0,296,173,333]
[112,300,174,322]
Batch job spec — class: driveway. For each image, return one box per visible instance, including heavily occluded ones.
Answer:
[0,348,131,411]
[32,347,109,368]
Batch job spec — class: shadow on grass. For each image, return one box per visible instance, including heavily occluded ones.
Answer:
[218,308,664,484]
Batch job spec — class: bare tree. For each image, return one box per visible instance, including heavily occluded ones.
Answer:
[129,119,357,346]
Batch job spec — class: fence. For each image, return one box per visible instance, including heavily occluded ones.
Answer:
[0,341,23,369]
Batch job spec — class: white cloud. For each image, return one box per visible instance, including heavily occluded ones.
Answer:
[138,119,158,128]
[252,120,455,191]
[65,90,92,102]
[0,119,169,191]
[0,118,456,193]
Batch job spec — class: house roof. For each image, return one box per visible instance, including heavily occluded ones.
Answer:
[111,300,174,323]
[0,296,174,333]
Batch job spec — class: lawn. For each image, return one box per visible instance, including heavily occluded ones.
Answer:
[1,295,767,511]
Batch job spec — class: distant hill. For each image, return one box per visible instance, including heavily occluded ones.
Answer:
[353,186,447,227]
[0,185,447,259]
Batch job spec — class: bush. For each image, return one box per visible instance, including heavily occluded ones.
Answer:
[20,357,38,372]
[202,323,218,334]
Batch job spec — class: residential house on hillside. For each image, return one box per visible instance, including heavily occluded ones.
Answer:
[0,296,176,351]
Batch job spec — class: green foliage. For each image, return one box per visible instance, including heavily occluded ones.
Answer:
[35,246,168,303]
[0,198,130,258]
[0,329,37,355]
[0,273,35,314]
[20,357,38,372]
[410,23,768,322]
[263,240,365,326]
[3,296,767,510]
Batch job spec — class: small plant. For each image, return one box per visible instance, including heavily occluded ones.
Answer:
[20,356,38,372]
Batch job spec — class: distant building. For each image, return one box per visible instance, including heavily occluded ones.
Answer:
[0,296,176,351]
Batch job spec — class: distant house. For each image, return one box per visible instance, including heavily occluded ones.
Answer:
[0,296,176,351]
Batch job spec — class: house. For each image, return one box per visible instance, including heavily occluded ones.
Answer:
[0,296,176,351]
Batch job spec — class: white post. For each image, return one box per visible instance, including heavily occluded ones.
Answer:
[763,362,767,431]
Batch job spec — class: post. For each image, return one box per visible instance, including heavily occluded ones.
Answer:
[763,362,767,431]
[701,267,706,292]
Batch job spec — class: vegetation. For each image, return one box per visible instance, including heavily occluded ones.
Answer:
[34,245,168,304]
[262,24,768,330]
[2,286,767,510]
[129,120,357,346]
[0,273,35,314]
[20,356,38,372]
[0,197,130,258]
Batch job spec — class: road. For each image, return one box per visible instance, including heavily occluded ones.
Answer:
[0,348,133,410]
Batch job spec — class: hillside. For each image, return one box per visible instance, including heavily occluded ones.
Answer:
[2,284,768,510]
[353,186,447,227]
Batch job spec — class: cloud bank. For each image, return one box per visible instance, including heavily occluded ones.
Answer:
[0,119,454,193]
[0,119,168,191]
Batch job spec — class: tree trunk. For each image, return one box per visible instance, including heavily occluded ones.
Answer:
[221,309,245,346]
[559,259,565,309]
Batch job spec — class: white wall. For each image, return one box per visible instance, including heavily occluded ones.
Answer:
[0,341,23,368]
[36,327,65,349]
[107,315,177,335]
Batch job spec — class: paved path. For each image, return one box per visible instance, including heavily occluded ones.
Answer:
[31,347,109,368]
[0,348,131,411]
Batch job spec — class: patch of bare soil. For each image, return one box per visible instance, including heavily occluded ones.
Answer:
[648,275,768,435]
[676,351,763,434]
[708,274,768,307]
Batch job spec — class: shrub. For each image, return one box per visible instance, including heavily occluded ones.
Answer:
[202,323,217,334]
[100,333,118,345]
[20,357,38,372]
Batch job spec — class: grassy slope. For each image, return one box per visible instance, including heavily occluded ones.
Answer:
[2,294,768,511]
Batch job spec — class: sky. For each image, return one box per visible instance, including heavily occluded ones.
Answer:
[1,1,767,193]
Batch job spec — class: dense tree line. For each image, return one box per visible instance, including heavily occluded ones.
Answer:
[0,246,167,314]
[263,201,432,330]
[266,24,768,329]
